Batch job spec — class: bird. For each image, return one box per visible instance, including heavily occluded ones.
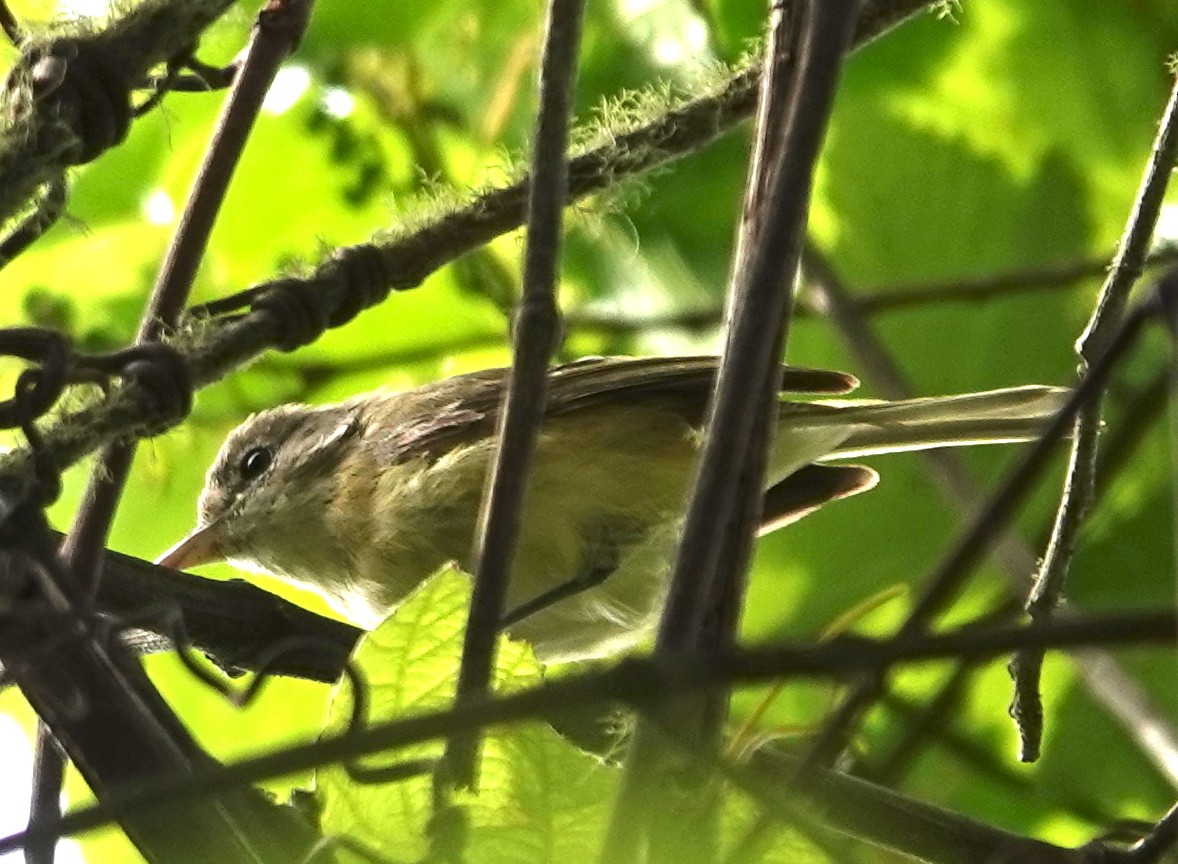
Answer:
[157,355,1066,663]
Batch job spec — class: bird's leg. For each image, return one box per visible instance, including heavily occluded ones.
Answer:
[500,535,625,629]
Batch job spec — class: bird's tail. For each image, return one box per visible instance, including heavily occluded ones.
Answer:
[783,385,1068,460]
[758,384,1067,532]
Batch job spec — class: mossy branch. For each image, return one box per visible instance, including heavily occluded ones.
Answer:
[0,0,237,227]
[0,0,935,483]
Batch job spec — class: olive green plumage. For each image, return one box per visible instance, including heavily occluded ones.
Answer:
[160,356,1065,662]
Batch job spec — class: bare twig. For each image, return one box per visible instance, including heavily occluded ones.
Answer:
[861,370,1173,789]
[855,245,1178,314]
[1121,801,1178,864]
[0,0,23,45]
[59,0,316,587]
[792,289,1159,773]
[443,0,586,791]
[248,242,1169,388]
[26,722,64,864]
[567,245,1178,336]
[1117,277,1178,864]
[63,0,316,595]
[0,607,1172,856]
[1012,72,1178,763]
[0,508,320,864]
[802,246,1178,785]
[741,748,1091,864]
[14,4,324,863]
[0,0,940,487]
[604,3,862,861]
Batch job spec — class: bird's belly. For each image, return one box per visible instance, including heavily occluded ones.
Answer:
[505,520,681,662]
[495,412,696,661]
[329,405,701,660]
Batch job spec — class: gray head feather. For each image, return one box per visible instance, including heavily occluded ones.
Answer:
[197,402,361,554]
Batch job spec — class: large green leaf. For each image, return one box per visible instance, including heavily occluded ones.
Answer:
[316,568,618,864]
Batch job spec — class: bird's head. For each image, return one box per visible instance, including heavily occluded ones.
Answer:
[157,402,361,573]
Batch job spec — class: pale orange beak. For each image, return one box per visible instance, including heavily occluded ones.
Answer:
[155,523,226,571]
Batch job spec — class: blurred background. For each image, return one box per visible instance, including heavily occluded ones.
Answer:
[2,0,1178,860]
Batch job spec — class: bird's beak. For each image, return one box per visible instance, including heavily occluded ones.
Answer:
[155,523,225,571]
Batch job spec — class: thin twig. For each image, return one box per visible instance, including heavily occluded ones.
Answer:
[1119,279,1178,864]
[1093,369,1169,503]
[855,245,1178,314]
[1122,801,1178,864]
[864,604,1015,787]
[26,721,64,864]
[149,0,316,340]
[0,0,22,45]
[862,369,1173,788]
[62,0,316,595]
[791,291,1160,773]
[802,245,1178,784]
[1089,282,1178,864]
[0,607,1172,856]
[1012,71,1178,763]
[604,3,862,861]
[0,0,940,487]
[568,245,1178,335]
[54,0,314,732]
[0,510,319,864]
[250,243,1164,387]
[741,748,1089,864]
[654,0,861,654]
[443,0,586,791]
[19,4,322,863]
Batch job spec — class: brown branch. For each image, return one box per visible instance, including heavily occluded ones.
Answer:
[15,4,325,863]
[0,0,237,229]
[861,369,1173,790]
[739,749,1096,864]
[66,534,358,681]
[247,242,1164,382]
[565,246,1178,336]
[792,288,1158,773]
[802,245,1178,785]
[0,0,939,487]
[25,723,64,864]
[855,245,1178,314]
[1013,71,1178,763]
[445,0,586,789]
[1123,800,1178,863]
[0,512,321,864]
[1,607,1172,857]
[607,3,862,861]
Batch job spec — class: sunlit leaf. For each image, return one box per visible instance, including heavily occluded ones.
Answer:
[316,568,618,863]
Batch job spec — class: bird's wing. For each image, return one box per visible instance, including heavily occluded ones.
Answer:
[365,356,858,464]
[543,356,857,419]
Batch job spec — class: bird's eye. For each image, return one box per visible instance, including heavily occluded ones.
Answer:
[239,446,273,482]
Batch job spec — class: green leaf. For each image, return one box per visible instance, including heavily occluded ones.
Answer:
[316,567,618,863]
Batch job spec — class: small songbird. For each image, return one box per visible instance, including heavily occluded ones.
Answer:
[158,356,1065,662]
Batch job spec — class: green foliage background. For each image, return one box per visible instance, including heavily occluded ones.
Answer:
[1,0,1177,860]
